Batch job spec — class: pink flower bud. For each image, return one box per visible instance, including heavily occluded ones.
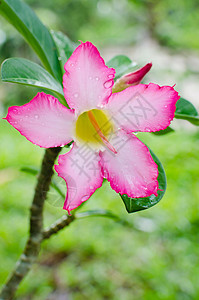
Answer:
[112,62,152,93]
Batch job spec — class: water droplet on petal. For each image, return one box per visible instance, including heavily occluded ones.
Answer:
[104,80,114,89]
[70,63,74,67]
[108,74,114,79]
[89,76,92,80]
[25,115,28,118]
[34,114,39,119]
[81,195,89,202]
[13,109,18,113]
[74,93,79,98]
[95,76,99,81]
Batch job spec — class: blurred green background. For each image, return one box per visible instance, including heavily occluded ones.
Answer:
[0,0,199,299]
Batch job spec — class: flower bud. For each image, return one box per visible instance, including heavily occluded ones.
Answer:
[112,63,152,93]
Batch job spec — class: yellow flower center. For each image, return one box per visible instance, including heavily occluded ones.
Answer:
[75,109,116,153]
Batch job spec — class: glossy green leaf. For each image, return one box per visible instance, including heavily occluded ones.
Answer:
[1,58,64,98]
[175,98,199,125]
[0,0,62,82]
[120,149,166,213]
[176,97,198,116]
[51,31,76,74]
[153,126,174,135]
[106,55,137,80]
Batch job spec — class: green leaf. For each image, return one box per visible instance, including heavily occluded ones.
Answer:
[1,58,64,98]
[120,149,166,213]
[175,98,199,126]
[176,97,198,116]
[20,166,39,176]
[51,31,76,74]
[0,0,62,82]
[153,126,174,135]
[106,55,137,80]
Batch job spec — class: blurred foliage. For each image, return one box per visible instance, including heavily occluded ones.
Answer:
[1,0,199,60]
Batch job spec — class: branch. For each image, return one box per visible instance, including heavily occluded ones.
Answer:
[0,147,61,300]
[42,214,75,240]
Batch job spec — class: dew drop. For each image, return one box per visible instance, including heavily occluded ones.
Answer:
[89,76,92,80]
[103,79,114,89]
[25,115,28,118]
[70,63,74,67]
[13,109,18,113]
[81,195,89,202]
[58,57,62,61]
[95,76,99,81]
[34,114,39,119]
[108,74,114,79]
[74,93,79,98]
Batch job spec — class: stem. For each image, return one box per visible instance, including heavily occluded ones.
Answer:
[42,214,75,240]
[0,147,61,300]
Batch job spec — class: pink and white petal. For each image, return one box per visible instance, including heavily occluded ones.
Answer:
[5,92,75,148]
[105,83,180,133]
[99,130,159,198]
[63,41,115,113]
[55,143,103,213]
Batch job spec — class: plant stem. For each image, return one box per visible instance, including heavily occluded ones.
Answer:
[42,214,75,240]
[0,147,61,300]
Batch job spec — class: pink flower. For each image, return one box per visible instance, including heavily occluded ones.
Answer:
[4,41,180,213]
[112,63,152,93]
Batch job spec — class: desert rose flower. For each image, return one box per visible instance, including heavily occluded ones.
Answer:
[4,41,180,213]
[112,63,152,93]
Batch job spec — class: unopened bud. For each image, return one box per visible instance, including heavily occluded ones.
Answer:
[112,62,152,93]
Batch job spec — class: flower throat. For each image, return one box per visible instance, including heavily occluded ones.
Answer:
[75,109,117,153]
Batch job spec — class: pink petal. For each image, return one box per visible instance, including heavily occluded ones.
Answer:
[55,143,103,213]
[112,63,152,93]
[105,83,180,133]
[4,92,75,148]
[99,130,159,198]
[63,41,115,113]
